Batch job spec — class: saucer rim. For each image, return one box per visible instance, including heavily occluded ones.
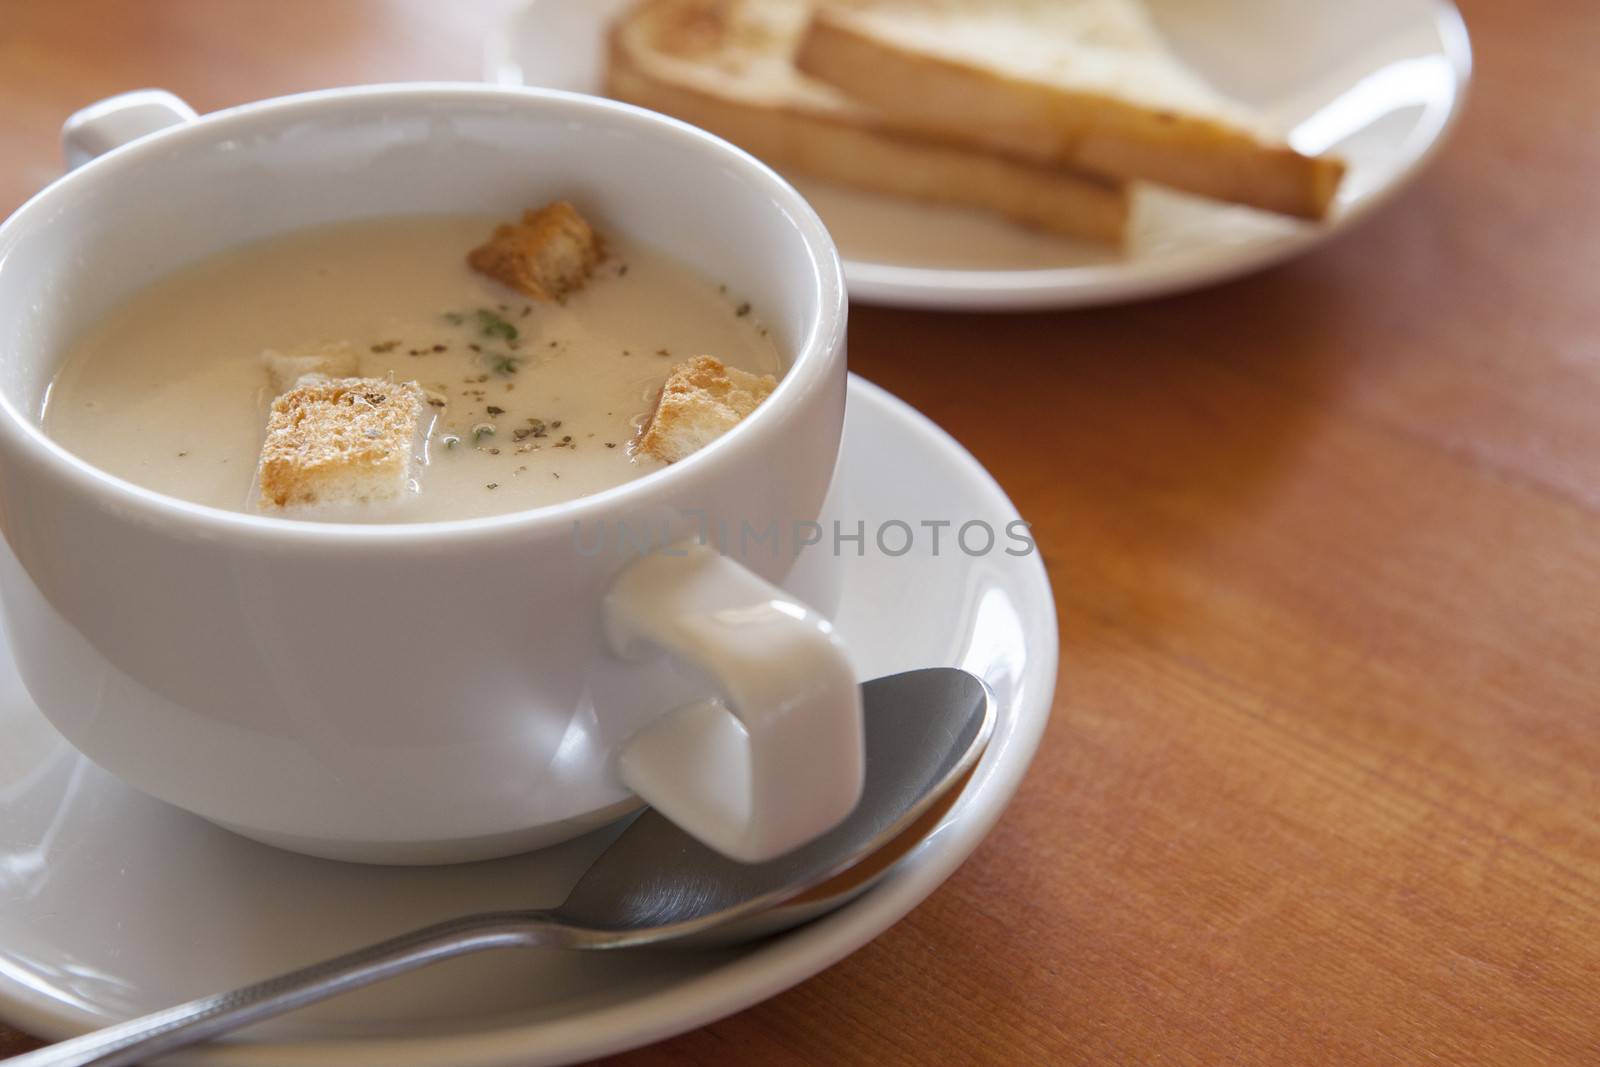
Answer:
[0,375,1059,1067]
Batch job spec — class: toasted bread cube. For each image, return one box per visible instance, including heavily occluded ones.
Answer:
[261,341,360,394]
[467,201,605,301]
[256,377,429,512]
[638,355,778,464]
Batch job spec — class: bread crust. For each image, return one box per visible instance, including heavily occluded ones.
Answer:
[796,2,1345,220]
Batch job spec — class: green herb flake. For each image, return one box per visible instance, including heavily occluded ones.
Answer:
[476,308,519,342]
[442,312,466,326]
[491,356,522,376]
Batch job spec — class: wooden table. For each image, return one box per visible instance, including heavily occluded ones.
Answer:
[3,1,1597,1062]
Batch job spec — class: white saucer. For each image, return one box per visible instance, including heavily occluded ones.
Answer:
[487,0,1471,311]
[0,376,1058,1066]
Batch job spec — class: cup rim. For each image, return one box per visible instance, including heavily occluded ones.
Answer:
[0,83,848,546]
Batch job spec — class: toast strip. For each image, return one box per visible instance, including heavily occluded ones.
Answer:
[606,0,1130,244]
[796,2,1345,220]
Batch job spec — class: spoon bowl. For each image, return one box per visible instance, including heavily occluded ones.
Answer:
[559,665,994,945]
[15,667,995,1067]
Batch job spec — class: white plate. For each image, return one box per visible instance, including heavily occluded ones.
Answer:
[487,0,1471,310]
[0,376,1058,1066]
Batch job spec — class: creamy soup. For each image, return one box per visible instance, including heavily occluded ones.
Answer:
[43,215,784,521]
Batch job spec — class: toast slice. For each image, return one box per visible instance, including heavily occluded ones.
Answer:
[796,0,1345,220]
[256,377,430,512]
[638,355,777,463]
[606,0,1130,244]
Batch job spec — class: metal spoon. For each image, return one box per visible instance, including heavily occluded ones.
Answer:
[17,667,996,1067]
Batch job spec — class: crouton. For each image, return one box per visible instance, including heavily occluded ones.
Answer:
[261,340,360,394]
[637,355,778,463]
[255,376,430,512]
[467,201,605,301]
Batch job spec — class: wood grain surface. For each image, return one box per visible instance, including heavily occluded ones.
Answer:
[3,1,1598,1063]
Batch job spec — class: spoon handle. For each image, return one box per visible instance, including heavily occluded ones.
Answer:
[10,912,559,1067]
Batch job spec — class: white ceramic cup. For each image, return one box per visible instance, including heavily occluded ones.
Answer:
[0,85,860,865]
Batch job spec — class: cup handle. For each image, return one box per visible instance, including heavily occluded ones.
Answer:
[62,89,198,170]
[604,542,865,863]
